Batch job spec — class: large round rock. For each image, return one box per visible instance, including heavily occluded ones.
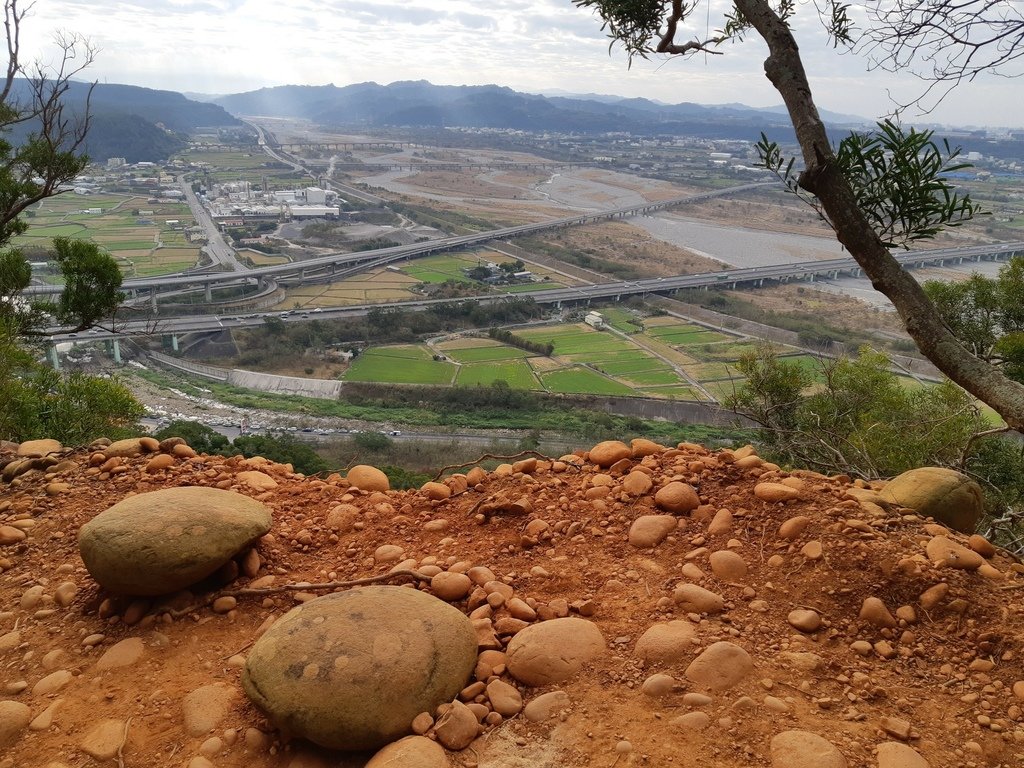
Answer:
[242,586,477,751]
[78,486,272,596]
[880,467,983,533]
[506,617,605,686]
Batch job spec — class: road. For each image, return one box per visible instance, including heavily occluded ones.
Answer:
[51,240,1024,342]
[180,181,248,273]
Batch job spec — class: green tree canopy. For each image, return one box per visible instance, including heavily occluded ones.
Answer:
[924,256,1024,383]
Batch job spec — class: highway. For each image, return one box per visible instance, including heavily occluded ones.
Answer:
[24,181,777,298]
[52,240,1024,342]
[180,181,248,273]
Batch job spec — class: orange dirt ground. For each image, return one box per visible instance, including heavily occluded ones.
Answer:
[1,437,1023,767]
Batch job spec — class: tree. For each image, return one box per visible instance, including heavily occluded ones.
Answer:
[727,344,986,477]
[574,0,1024,432]
[0,1,95,247]
[861,0,1024,108]
[728,343,1024,549]
[0,1,142,444]
[924,256,1024,382]
[0,336,143,443]
[353,430,392,452]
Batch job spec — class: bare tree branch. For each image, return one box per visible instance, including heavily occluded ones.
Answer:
[860,0,1024,105]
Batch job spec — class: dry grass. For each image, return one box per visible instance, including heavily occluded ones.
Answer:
[727,283,910,336]
[531,220,727,277]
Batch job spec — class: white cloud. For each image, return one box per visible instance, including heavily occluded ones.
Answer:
[16,0,1023,127]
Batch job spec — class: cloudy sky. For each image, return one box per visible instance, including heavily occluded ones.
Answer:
[21,0,1024,128]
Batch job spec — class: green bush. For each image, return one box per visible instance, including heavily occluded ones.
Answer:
[353,431,392,451]
[229,433,331,476]
[152,420,229,455]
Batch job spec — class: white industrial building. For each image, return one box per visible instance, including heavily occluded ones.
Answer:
[289,205,339,218]
[304,187,328,205]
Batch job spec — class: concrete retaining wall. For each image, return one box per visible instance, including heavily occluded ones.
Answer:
[227,370,342,399]
[147,352,342,399]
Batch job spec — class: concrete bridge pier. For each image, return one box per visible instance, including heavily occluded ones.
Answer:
[48,344,60,370]
[108,339,122,365]
[205,283,213,302]
[150,289,159,314]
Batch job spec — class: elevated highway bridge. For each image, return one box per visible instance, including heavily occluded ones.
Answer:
[52,240,1024,343]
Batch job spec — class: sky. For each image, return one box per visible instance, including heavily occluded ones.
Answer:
[20,0,1024,129]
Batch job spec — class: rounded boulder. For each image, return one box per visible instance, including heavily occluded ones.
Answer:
[78,486,272,596]
[655,482,701,514]
[346,464,390,492]
[506,617,605,686]
[589,440,631,468]
[242,586,477,751]
[770,730,847,768]
[879,467,983,534]
[365,735,450,768]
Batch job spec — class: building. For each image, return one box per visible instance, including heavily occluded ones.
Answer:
[304,187,328,205]
[289,205,339,219]
[584,311,606,329]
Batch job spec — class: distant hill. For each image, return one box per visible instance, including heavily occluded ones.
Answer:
[213,80,872,141]
[5,80,241,162]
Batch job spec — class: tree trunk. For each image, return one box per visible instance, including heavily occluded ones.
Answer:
[733,0,1024,431]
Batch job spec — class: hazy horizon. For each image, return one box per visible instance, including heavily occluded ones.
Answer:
[23,0,1024,131]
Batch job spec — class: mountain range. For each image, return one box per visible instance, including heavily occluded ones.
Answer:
[14,78,1007,164]
[211,80,872,141]
[6,80,240,162]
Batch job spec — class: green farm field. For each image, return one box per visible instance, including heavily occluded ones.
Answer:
[177,150,309,188]
[438,343,529,363]
[344,347,456,385]
[456,361,539,388]
[542,367,635,396]
[336,315,839,402]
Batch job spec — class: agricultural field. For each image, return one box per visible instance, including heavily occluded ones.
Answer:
[243,250,292,267]
[456,360,539,389]
[274,251,566,309]
[599,306,646,334]
[273,269,421,309]
[541,366,636,396]
[343,318,767,401]
[344,346,456,385]
[340,312,921,402]
[16,192,201,277]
